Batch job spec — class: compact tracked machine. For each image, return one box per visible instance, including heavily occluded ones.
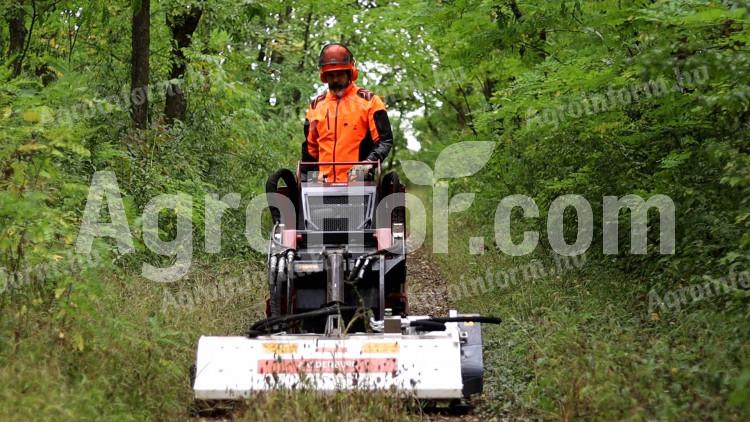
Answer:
[192,161,500,409]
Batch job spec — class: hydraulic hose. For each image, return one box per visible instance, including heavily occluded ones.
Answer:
[268,255,279,318]
[347,256,364,281]
[274,255,286,317]
[356,256,373,281]
[409,320,447,331]
[427,316,503,325]
[286,250,295,314]
[409,315,503,332]
[348,248,398,282]
[247,304,359,337]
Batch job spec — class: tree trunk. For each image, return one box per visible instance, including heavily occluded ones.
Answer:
[165,6,202,125]
[482,77,497,103]
[508,0,523,20]
[6,1,26,77]
[298,11,313,72]
[291,11,314,107]
[131,0,150,129]
[269,6,292,65]
[258,6,291,64]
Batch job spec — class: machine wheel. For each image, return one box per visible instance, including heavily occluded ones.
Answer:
[448,399,473,415]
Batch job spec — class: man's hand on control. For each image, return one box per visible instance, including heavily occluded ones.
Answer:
[348,164,371,181]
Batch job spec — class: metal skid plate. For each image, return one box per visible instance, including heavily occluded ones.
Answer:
[193,326,464,400]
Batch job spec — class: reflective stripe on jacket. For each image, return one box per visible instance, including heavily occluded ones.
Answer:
[302,83,393,182]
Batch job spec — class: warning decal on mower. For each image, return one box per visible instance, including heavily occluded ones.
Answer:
[258,358,397,374]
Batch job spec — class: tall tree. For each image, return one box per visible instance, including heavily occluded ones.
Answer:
[6,0,26,77]
[291,10,314,106]
[164,6,202,124]
[131,0,150,129]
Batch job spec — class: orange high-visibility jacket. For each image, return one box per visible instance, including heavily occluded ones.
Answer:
[302,83,393,182]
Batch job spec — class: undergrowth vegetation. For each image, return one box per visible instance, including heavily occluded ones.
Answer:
[428,200,750,420]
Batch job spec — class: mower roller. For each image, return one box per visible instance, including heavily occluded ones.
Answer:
[192,161,500,405]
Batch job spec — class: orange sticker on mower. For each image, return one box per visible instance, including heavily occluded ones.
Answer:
[258,358,397,374]
[262,343,298,354]
[362,342,400,353]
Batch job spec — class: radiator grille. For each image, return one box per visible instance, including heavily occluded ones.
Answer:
[307,195,370,231]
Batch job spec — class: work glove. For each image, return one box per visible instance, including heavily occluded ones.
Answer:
[348,164,372,181]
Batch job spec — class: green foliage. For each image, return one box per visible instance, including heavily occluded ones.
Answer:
[0,1,314,417]
[2,0,749,419]
[398,1,750,417]
[397,0,750,279]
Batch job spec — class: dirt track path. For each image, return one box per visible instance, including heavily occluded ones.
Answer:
[406,248,453,317]
[405,248,485,422]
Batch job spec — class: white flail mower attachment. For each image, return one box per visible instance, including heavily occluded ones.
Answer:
[192,309,500,406]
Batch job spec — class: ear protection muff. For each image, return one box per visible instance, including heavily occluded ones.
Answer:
[351,65,359,82]
[318,43,358,83]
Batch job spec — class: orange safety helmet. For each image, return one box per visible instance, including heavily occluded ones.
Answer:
[318,43,359,83]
